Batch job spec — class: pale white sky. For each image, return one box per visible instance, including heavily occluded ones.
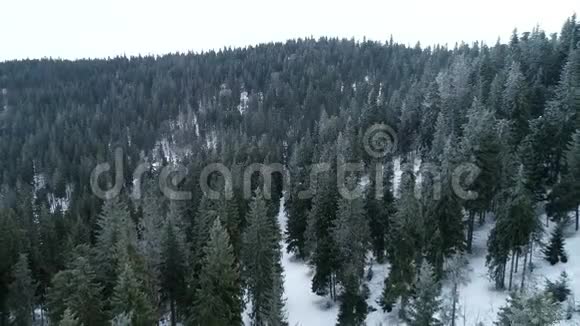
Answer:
[1,0,578,61]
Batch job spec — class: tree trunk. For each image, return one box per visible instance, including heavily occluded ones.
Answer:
[500,259,507,289]
[514,250,520,273]
[576,206,580,232]
[520,244,529,292]
[529,240,534,271]
[170,299,177,326]
[451,282,458,326]
[478,211,485,226]
[508,251,516,291]
[467,211,475,253]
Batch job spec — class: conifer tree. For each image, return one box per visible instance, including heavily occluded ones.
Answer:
[0,208,22,326]
[566,130,580,231]
[191,218,242,326]
[110,262,156,326]
[286,135,314,259]
[305,152,340,299]
[495,291,562,326]
[7,254,35,326]
[94,196,138,298]
[47,255,105,326]
[159,202,188,326]
[502,61,530,144]
[545,272,572,303]
[406,263,442,326]
[424,141,465,276]
[365,159,395,263]
[58,308,82,326]
[137,179,164,307]
[381,173,422,316]
[544,221,568,265]
[333,177,370,325]
[242,190,287,326]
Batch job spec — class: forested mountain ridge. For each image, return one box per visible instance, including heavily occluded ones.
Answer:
[0,15,579,325]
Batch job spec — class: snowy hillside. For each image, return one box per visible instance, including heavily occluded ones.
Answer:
[274,198,580,326]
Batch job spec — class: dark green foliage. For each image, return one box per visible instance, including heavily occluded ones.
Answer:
[406,263,442,326]
[495,291,562,326]
[0,15,579,326]
[544,222,568,265]
[381,173,422,315]
[336,276,369,326]
[365,160,395,263]
[191,218,242,326]
[242,191,287,326]
[7,254,35,326]
[110,262,157,326]
[58,309,82,326]
[159,203,188,325]
[47,255,105,326]
[545,272,572,303]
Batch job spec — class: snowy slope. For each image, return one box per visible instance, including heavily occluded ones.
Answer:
[276,197,339,326]
[272,155,580,325]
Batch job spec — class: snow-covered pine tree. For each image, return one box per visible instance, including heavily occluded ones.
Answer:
[110,262,156,326]
[47,254,105,326]
[94,196,138,298]
[381,172,422,316]
[159,201,188,326]
[58,308,82,326]
[545,271,572,303]
[365,158,395,264]
[406,262,442,326]
[137,178,165,308]
[566,130,580,231]
[7,253,35,326]
[242,190,287,326]
[333,176,370,325]
[488,176,538,291]
[544,221,568,265]
[440,254,470,326]
[305,145,340,300]
[285,134,314,259]
[191,218,242,326]
[502,61,530,145]
[424,139,465,277]
[495,290,562,326]
[460,97,500,252]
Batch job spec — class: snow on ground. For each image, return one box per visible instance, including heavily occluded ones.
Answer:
[392,156,421,198]
[456,217,580,326]
[275,196,339,326]
[273,159,580,325]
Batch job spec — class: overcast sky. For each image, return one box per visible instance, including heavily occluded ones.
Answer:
[1,0,578,61]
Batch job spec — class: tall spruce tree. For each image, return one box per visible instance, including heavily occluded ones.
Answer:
[110,262,157,326]
[7,254,35,326]
[566,130,580,231]
[47,255,105,326]
[381,172,423,317]
[94,196,138,298]
[159,202,189,326]
[58,308,82,326]
[137,179,165,309]
[365,159,395,263]
[333,177,370,325]
[544,221,568,265]
[406,263,442,326]
[242,190,287,326]
[305,152,340,300]
[191,218,242,326]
